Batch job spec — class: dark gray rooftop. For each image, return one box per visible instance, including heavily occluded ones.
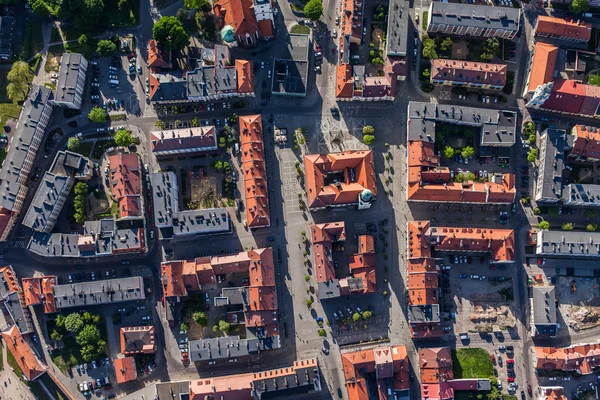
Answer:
[151,172,230,239]
[317,280,341,299]
[151,74,187,102]
[536,230,600,257]
[428,2,521,33]
[4,291,31,334]
[55,53,87,108]
[386,0,409,57]
[535,129,565,203]
[156,382,190,400]
[253,361,320,398]
[407,304,440,324]
[272,34,309,96]
[562,183,600,206]
[188,335,281,362]
[532,286,557,336]
[0,85,53,214]
[52,276,145,309]
[407,101,517,147]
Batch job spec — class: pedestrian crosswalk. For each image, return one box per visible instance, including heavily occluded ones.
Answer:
[8,240,25,249]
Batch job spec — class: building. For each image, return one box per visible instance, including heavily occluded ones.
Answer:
[22,276,57,314]
[239,114,270,228]
[2,325,46,381]
[407,102,517,204]
[147,40,171,73]
[386,0,408,57]
[430,59,507,90]
[341,345,410,400]
[535,343,600,375]
[418,347,454,399]
[527,79,600,119]
[114,357,138,384]
[150,127,218,157]
[120,326,156,355]
[0,266,33,334]
[46,276,145,310]
[189,359,320,399]
[149,44,254,105]
[22,151,92,233]
[535,16,592,43]
[0,85,54,241]
[427,2,521,40]
[151,172,230,240]
[272,34,309,97]
[311,222,377,300]
[407,221,514,338]
[161,248,279,351]
[523,42,558,97]
[535,230,600,257]
[535,128,565,204]
[108,152,144,220]
[531,286,558,338]
[568,124,600,163]
[212,0,273,47]
[51,53,88,110]
[304,151,377,210]
[0,16,15,61]
[540,387,567,400]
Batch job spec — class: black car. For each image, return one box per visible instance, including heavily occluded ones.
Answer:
[337,388,343,398]
[520,391,525,400]
[111,269,117,278]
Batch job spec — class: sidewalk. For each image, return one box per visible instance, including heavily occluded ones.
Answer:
[0,341,36,400]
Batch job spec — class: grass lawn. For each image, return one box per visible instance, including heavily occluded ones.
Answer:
[50,336,82,374]
[7,347,23,378]
[588,74,600,86]
[0,103,21,127]
[453,348,494,379]
[60,25,103,43]
[40,375,67,400]
[290,24,311,34]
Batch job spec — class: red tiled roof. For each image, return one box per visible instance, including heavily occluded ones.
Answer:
[114,357,137,383]
[535,16,592,41]
[41,276,57,314]
[108,152,142,219]
[2,326,45,381]
[22,278,41,306]
[151,126,217,154]
[431,59,507,87]
[535,343,600,375]
[419,347,454,400]
[161,261,187,298]
[120,326,156,355]
[311,222,346,283]
[541,79,586,114]
[304,151,376,209]
[235,60,255,94]
[571,124,600,158]
[147,40,170,70]
[258,19,273,38]
[335,65,353,99]
[213,0,259,38]
[527,43,558,93]
[240,115,270,228]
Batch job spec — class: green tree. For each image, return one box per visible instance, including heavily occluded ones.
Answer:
[55,314,66,328]
[523,122,536,136]
[32,0,54,18]
[74,182,88,196]
[587,223,598,232]
[192,311,208,326]
[371,57,384,65]
[422,37,437,59]
[528,134,536,145]
[461,146,474,159]
[304,0,323,20]
[570,0,589,13]
[540,221,550,230]
[96,40,117,57]
[443,146,454,159]
[117,0,128,10]
[214,160,223,171]
[352,312,361,322]
[82,311,94,324]
[219,137,227,149]
[362,125,375,136]
[74,0,105,29]
[184,0,210,11]
[527,149,538,163]
[362,311,373,320]
[153,16,191,51]
[306,299,313,308]
[479,52,493,62]
[561,222,574,231]
[76,324,101,346]
[88,106,106,123]
[363,135,375,145]
[67,137,80,151]
[466,172,476,181]
[422,68,430,79]
[440,37,453,52]
[50,330,63,341]
[155,120,165,130]
[191,117,200,127]
[218,320,230,333]
[212,325,218,332]
[7,61,33,103]
[318,329,326,337]
[64,313,84,332]
[455,174,465,183]
[78,34,90,47]
[180,322,190,332]
[114,129,133,146]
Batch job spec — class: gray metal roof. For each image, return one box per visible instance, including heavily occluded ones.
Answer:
[428,2,521,33]
[253,362,320,398]
[536,230,600,257]
[151,172,230,239]
[0,85,53,214]
[54,53,87,108]
[188,335,280,362]
[317,280,341,299]
[532,286,557,336]
[408,304,440,323]
[407,102,517,147]
[562,183,600,206]
[272,34,309,96]
[3,291,31,334]
[386,0,409,57]
[52,276,145,309]
[535,129,565,203]
[28,233,81,257]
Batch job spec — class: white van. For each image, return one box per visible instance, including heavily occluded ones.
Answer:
[108,79,119,86]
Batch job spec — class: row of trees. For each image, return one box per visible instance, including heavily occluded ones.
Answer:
[72,182,88,224]
[190,311,230,333]
[362,125,375,145]
[32,0,105,30]
[443,145,474,160]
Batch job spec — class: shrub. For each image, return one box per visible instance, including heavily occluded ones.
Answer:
[306,299,313,308]
[318,329,326,337]
[561,222,574,231]
[305,275,310,281]
[363,134,375,145]
[587,223,598,232]
[539,221,550,230]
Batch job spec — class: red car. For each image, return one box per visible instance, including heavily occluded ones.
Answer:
[491,354,496,364]
[507,377,515,383]
[506,359,515,364]
[527,384,532,396]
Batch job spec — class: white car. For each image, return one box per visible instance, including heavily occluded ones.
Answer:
[314,66,321,72]
[91,82,99,87]
[116,125,125,130]
[92,360,97,369]
[332,29,337,38]
[261,61,265,69]
[267,70,272,78]
[91,95,99,99]
[109,75,118,80]
[50,72,58,79]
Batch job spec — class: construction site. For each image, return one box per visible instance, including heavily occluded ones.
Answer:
[556,276,600,331]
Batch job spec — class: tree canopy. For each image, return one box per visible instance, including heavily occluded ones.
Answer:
[304,0,323,20]
[192,311,208,326]
[184,0,211,11]
[422,38,437,59]
[570,0,589,13]
[7,61,33,103]
[88,106,106,123]
[363,135,375,145]
[218,320,230,332]
[444,146,454,159]
[539,221,550,230]
[461,146,474,160]
[96,40,117,57]
[65,313,84,332]
[114,129,133,146]
[362,125,375,136]
[153,16,190,51]
[67,137,80,151]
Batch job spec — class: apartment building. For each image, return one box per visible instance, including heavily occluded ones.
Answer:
[51,53,88,110]
[430,59,507,90]
[150,126,218,157]
[535,16,592,43]
[535,230,600,257]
